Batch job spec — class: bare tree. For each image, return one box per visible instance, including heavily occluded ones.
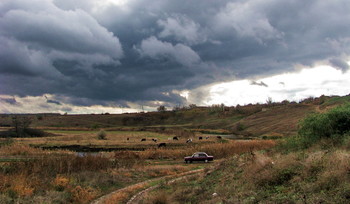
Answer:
[157,105,167,112]
[12,116,32,137]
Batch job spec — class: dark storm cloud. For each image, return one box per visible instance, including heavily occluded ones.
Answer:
[1,0,350,108]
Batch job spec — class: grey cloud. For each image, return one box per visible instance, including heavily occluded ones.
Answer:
[46,99,61,105]
[0,2,123,57]
[0,37,62,77]
[1,0,350,110]
[0,0,123,78]
[329,58,349,72]
[137,36,201,67]
[250,81,268,87]
[157,14,206,45]
[214,1,283,43]
[44,95,61,105]
[0,97,17,105]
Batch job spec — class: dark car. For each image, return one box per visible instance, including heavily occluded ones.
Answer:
[184,152,214,163]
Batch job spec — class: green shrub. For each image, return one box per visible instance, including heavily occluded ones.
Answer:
[297,103,350,148]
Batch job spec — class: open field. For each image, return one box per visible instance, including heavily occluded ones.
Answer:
[0,112,277,203]
[0,136,275,203]
[1,95,349,203]
[0,97,328,139]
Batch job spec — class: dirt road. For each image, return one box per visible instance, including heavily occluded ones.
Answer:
[91,168,204,204]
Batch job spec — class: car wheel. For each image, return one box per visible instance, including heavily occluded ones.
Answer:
[204,159,208,163]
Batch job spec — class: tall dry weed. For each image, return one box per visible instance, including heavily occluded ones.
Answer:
[52,175,70,191]
[70,185,99,204]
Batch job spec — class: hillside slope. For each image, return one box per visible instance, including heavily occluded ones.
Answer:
[1,95,349,138]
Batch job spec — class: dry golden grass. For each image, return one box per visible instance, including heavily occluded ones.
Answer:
[135,140,276,160]
[142,190,169,204]
[0,143,72,157]
[0,138,275,203]
[0,143,45,156]
[13,130,179,147]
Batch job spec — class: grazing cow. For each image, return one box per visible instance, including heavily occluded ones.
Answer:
[141,138,146,142]
[127,137,129,141]
[205,136,209,139]
[217,136,222,139]
[173,136,179,140]
[152,138,158,143]
[158,143,166,148]
[199,136,203,140]
[186,138,193,143]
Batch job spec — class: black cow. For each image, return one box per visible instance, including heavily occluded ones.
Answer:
[217,136,222,139]
[152,138,158,143]
[158,143,166,148]
[199,136,203,140]
[141,138,146,142]
[173,136,179,140]
[127,137,129,141]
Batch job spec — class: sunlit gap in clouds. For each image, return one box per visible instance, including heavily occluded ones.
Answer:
[188,63,350,106]
[1,64,350,114]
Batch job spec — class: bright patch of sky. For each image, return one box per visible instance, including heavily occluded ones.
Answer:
[190,64,350,106]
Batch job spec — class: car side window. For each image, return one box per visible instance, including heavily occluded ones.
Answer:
[199,154,206,157]
[193,154,199,157]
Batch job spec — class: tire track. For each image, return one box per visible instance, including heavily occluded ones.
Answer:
[127,169,204,204]
[90,169,204,204]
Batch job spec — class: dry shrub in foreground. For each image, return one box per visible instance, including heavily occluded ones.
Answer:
[70,185,99,204]
[243,149,350,200]
[143,190,169,204]
[8,174,35,197]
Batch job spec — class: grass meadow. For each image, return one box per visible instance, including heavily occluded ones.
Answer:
[0,129,275,204]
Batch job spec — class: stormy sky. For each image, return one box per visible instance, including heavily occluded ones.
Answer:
[1,0,350,113]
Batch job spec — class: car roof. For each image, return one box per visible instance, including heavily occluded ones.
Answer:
[194,152,207,154]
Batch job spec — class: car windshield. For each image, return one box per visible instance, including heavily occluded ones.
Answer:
[193,153,207,157]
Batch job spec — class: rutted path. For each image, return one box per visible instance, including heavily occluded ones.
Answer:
[91,168,204,204]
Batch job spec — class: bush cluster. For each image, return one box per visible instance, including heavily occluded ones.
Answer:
[295,103,350,148]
